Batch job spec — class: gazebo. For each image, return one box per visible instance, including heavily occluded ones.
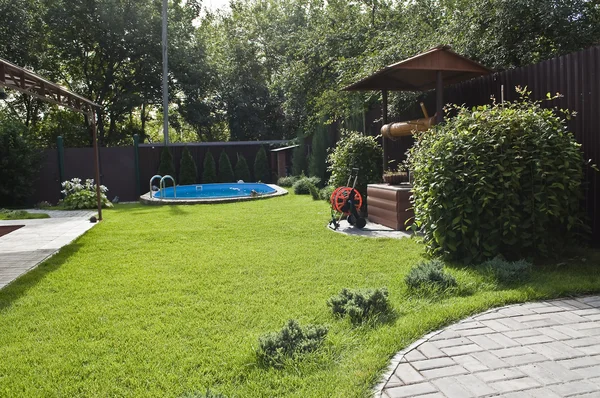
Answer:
[344,45,491,170]
[343,46,491,230]
[0,58,104,220]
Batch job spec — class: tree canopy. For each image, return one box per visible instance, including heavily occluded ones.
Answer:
[1,0,598,147]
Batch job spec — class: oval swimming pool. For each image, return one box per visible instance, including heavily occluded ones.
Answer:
[153,183,277,200]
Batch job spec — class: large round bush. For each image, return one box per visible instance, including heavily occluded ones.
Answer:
[409,97,586,263]
[327,131,382,201]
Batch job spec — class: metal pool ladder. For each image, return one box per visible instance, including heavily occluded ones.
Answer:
[149,175,177,199]
[160,175,176,198]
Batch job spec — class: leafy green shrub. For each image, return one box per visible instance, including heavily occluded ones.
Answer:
[234,154,251,182]
[202,152,217,183]
[158,146,176,186]
[327,288,390,324]
[277,176,297,187]
[256,319,328,367]
[409,92,588,263]
[308,184,320,200]
[218,151,235,182]
[254,146,270,182]
[0,117,40,207]
[327,131,382,202]
[61,178,113,209]
[319,186,335,202]
[293,177,318,195]
[405,259,457,291]
[482,256,533,284]
[179,146,197,185]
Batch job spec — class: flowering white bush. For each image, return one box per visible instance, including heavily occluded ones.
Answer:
[61,178,112,209]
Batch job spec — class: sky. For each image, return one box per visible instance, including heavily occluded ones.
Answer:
[203,0,231,12]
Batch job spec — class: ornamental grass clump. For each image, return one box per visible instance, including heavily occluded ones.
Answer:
[327,288,391,325]
[256,319,328,368]
[405,260,457,292]
[409,89,588,263]
[482,256,533,284]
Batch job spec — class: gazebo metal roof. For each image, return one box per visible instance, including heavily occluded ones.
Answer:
[0,57,100,114]
[343,45,491,92]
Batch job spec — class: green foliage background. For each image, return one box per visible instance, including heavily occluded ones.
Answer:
[254,146,270,182]
[234,154,251,182]
[0,118,40,206]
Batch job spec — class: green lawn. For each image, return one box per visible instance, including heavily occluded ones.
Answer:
[0,194,599,397]
[0,209,49,220]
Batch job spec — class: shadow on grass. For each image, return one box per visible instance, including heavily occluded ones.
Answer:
[0,243,83,312]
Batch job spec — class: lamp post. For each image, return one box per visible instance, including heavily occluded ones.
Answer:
[161,0,170,145]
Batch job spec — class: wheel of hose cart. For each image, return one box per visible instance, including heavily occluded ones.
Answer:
[355,217,367,229]
[348,214,356,225]
[330,187,363,214]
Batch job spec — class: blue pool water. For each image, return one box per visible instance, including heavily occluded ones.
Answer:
[153,183,277,199]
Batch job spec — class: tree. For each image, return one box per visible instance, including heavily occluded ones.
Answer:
[308,125,329,186]
[292,136,308,176]
[254,146,270,183]
[235,154,251,182]
[202,151,217,183]
[179,146,197,185]
[218,151,235,182]
[158,146,176,185]
[0,115,40,206]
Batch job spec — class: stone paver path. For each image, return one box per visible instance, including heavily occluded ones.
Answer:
[377,297,600,398]
[0,210,97,289]
[329,219,411,239]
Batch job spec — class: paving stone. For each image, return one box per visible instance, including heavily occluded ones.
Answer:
[525,387,563,398]
[420,365,468,379]
[384,382,438,398]
[540,327,575,341]
[573,364,600,379]
[456,327,497,337]
[563,337,600,348]
[492,346,533,358]
[474,368,526,383]
[549,380,599,397]
[488,376,542,393]
[393,363,425,385]
[480,319,513,332]
[519,361,582,385]
[559,356,600,370]
[412,357,456,371]
[430,337,472,349]
[452,354,489,372]
[529,341,586,360]
[404,349,427,362]
[504,329,543,339]
[515,334,555,346]
[441,343,484,357]
[468,334,505,350]
[454,373,497,396]
[486,332,521,348]
[470,351,510,369]
[431,377,474,398]
[418,342,447,359]
[385,374,405,388]
[502,353,547,367]
[429,330,462,341]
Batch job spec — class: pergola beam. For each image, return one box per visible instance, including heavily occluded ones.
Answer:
[0,57,103,220]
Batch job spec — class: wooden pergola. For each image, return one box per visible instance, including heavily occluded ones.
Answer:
[344,45,491,171]
[0,57,104,220]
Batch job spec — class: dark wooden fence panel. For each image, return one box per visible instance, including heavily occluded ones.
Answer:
[386,45,600,242]
[30,150,62,205]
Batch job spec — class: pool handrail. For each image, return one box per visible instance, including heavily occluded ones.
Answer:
[149,175,162,198]
[159,175,176,198]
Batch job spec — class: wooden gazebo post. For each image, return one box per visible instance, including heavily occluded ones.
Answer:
[382,89,388,172]
[436,71,444,123]
[89,111,103,220]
